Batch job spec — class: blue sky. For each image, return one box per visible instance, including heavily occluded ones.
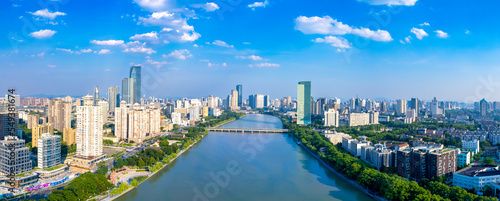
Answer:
[2,0,500,102]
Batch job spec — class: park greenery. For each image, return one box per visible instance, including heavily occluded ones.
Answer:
[197,111,246,127]
[281,116,497,201]
[45,173,114,201]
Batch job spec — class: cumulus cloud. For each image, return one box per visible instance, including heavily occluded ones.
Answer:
[140,12,201,43]
[410,27,428,40]
[90,40,124,45]
[164,49,192,60]
[192,2,219,12]
[435,30,449,38]
[249,63,280,68]
[97,49,111,54]
[294,16,392,42]
[123,41,156,54]
[248,0,269,10]
[312,36,351,49]
[129,31,160,42]
[357,0,417,6]
[211,40,233,48]
[30,29,56,39]
[29,9,66,20]
[133,0,168,11]
[236,55,263,61]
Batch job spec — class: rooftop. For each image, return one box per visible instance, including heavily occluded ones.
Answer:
[455,165,500,177]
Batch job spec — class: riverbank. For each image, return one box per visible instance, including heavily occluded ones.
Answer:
[107,114,244,201]
[292,135,386,201]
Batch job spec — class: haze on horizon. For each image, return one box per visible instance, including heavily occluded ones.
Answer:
[2,0,500,102]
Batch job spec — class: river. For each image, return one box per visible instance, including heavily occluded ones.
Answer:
[115,114,374,201]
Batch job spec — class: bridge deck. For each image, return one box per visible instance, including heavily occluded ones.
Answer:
[206,128,289,133]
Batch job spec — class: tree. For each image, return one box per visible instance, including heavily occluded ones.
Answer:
[96,165,108,175]
[480,141,491,151]
[138,158,145,168]
[130,179,139,187]
[483,158,495,165]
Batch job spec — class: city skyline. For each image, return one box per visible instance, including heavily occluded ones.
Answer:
[3,0,500,101]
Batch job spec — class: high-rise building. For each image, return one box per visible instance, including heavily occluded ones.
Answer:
[324,109,339,127]
[47,98,72,131]
[297,81,311,125]
[397,148,457,181]
[480,98,488,116]
[122,78,132,104]
[0,136,31,175]
[37,133,61,169]
[430,97,444,116]
[63,127,76,146]
[380,101,387,112]
[129,66,142,104]
[108,86,120,113]
[410,98,419,113]
[115,103,161,141]
[396,99,407,115]
[0,111,19,140]
[93,85,100,105]
[230,89,238,108]
[27,114,40,129]
[32,123,53,148]
[316,98,327,116]
[236,84,243,107]
[264,95,269,107]
[76,104,103,157]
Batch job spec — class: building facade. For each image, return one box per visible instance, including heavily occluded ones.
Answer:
[37,133,61,169]
[297,81,311,125]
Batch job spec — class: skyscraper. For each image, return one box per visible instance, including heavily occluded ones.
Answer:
[396,99,407,115]
[236,84,243,107]
[108,86,120,113]
[129,66,141,104]
[230,89,238,108]
[76,104,103,157]
[410,98,419,113]
[122,78,134,104]
[297,81,311,125]
[480,98,488,116]
[47,98,72,131]
[93,85,100,106]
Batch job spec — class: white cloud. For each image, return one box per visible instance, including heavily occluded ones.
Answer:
[435,30,448,38]
[164,49,192,60]
[294,16,392,42]
[140,12,201,43]
[56,48,73,53]
[419,22,430,26]
[312,36,351,49]
[211,40,233,48]
[133,0,168,11]
[123,41,156,54]
[192,2,219,12]
[465,30,470,35]
[410,28,428,40]
[208,63,212,67]
[91,40,124,45]
[47,64,56,68]
[29,9,66,20]
[29,29,56,39]
[79,49,92,53]
[236,55,263,61]
[248,0,269,10]
[145,56,169,68]
[37,52,45,57]
[243,42,251,45]
[357,0,417,6]
[222,63,227,67]
[193,44,199,47]
[97,49,111,54]
[250,63,280,68]
[129,31,160,42]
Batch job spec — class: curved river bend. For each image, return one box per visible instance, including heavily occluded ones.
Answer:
[116,114,374,201]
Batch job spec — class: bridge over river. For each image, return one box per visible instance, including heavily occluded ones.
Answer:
[206,128,289,133]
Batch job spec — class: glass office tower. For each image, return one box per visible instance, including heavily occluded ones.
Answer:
[236,84,243,107]
[129,66,141,104]
[297,81,311,125]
